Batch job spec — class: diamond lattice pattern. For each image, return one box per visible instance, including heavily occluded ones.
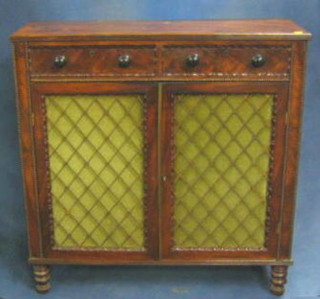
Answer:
[45,95,145,249]
[173,94,274,249]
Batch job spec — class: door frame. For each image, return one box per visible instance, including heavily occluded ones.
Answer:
[160,81,288,261]
[31,81,159,262]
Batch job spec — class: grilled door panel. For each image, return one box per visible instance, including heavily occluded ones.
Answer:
[161,82,288,260]
[32,82,158,261]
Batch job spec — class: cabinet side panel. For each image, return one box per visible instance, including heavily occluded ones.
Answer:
[13,42,42,257]
[279,41,308,259]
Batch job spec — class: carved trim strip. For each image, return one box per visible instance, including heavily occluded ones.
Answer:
[173,247,267,252]
[40,98,54,249]
[142,95,150,253]
[164,72,289,78]
[163,45,292,49]
[52,246,146,252]
[31,73,157,78]
[29,45,157,49]
[264,94,278,248]
[169,94,176,251]
[30,76,290,83]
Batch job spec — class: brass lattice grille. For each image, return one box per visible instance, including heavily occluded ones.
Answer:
[45,95,145,250]
[172,94,274,249]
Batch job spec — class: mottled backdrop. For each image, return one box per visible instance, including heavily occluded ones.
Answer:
[0,1,319,298]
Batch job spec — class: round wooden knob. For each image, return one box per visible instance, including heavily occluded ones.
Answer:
[118,54,131,68]
[251,54,266,68]
[54,55,68,68]
[186,53,200,67]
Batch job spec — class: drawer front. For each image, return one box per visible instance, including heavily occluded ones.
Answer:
[29,46,157,77]
[162,45,291,79]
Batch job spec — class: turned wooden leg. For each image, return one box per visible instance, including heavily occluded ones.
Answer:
[33,265,51,293]
[270,265,288,296]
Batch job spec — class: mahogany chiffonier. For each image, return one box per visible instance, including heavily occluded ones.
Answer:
[11,20,311,295]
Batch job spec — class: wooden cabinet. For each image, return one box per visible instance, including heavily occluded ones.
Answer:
[11,20,311,295]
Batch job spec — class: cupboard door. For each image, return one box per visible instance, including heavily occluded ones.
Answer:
[161,82,288,260]
[31,82,158,262]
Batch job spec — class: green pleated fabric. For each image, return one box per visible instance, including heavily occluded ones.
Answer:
[173,94,274,249]
[45,95,145,249]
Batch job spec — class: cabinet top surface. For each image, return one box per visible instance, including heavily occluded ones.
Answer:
[11,19,311,41]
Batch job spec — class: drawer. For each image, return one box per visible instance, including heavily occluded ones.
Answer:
[162,45,291,79]
[28,46,157,77]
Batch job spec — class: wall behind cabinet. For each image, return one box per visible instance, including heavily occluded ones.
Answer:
[0,0,319,298]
